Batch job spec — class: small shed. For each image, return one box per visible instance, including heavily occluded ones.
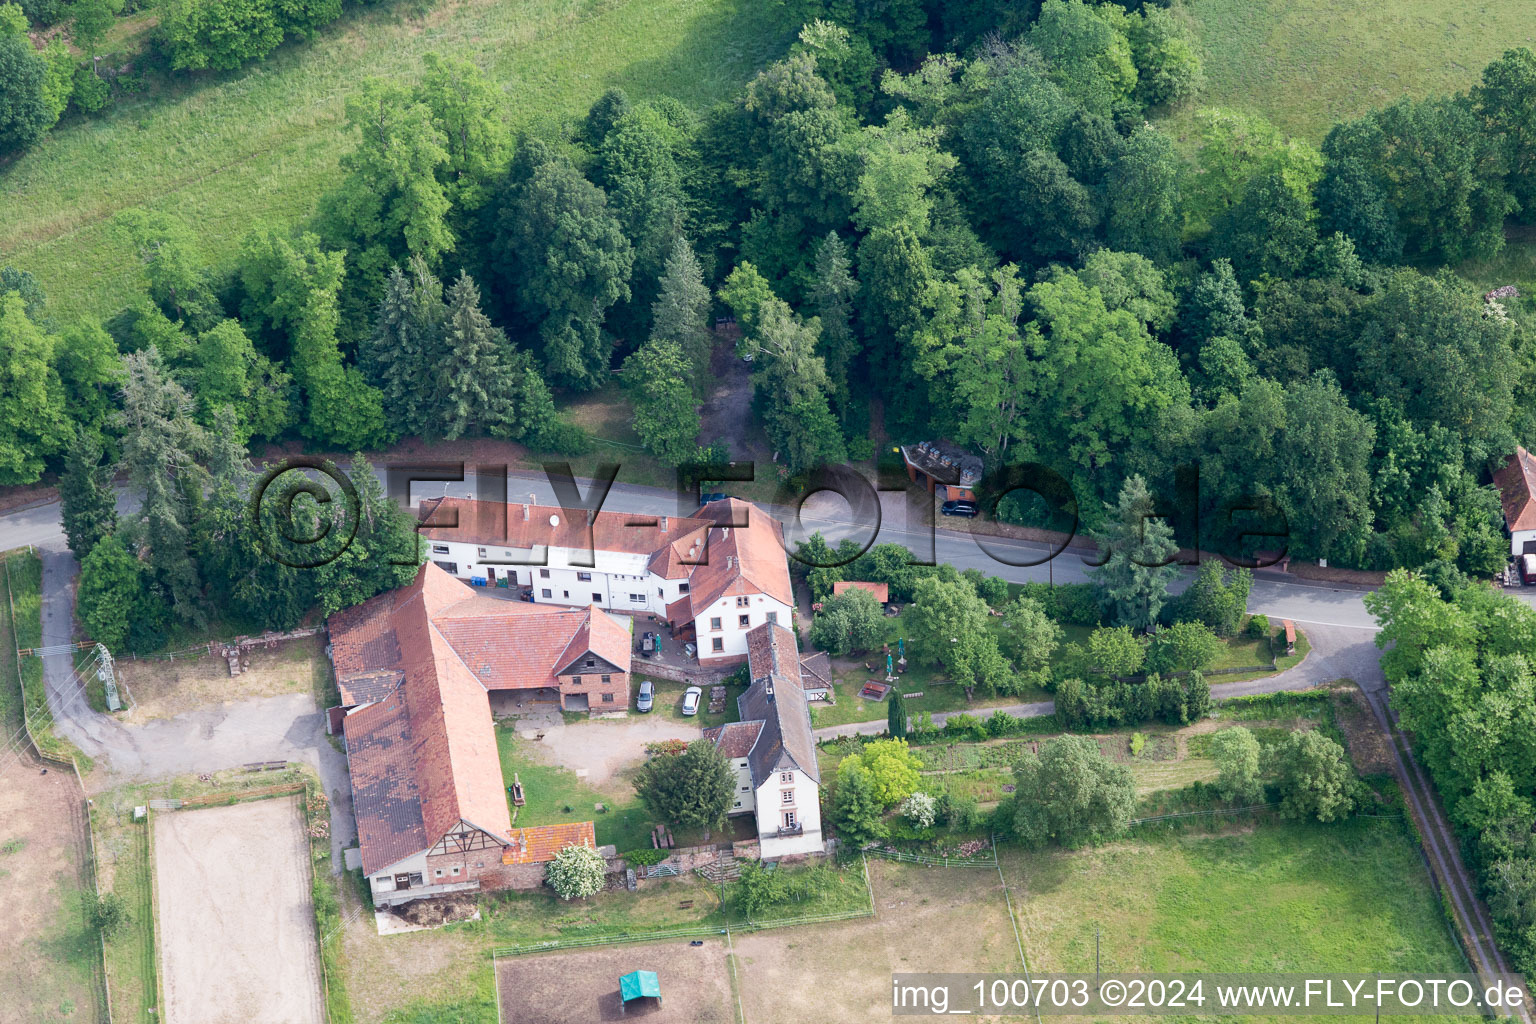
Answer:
[1281,619,1296,656]
[620,970,662,1010]
[832,580,890,604]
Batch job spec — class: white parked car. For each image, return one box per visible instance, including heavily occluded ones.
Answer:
[681,686,702,717]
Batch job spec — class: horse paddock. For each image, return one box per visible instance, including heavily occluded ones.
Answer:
[495,937,735,1023]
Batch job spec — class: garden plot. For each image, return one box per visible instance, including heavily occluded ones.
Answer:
[153,796,323,1024]
[731,858,1021,1022]
[496,937,735,1023]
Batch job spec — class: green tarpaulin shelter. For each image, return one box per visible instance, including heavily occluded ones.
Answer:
[619,970,662,1005]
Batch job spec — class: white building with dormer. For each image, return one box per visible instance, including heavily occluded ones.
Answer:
[414,496,794,666]
[704,622,824,858]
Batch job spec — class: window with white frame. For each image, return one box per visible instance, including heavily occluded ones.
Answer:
[710,616,722,630]
[780,772,793,784]
[781,789,794,804]
[432,545,450,554]
[577,571,592,581]
[783,811,797,828]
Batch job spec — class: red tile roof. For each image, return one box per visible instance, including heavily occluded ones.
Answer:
[1495,447,1536,532]
[419,498,710,557]
[833,580,889,603]
[333,564,633,874]
[417,497,794,623]
[703,720,764,759]
[501,821,598,865]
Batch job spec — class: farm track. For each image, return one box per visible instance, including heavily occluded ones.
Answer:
[1358,683,1533,1023]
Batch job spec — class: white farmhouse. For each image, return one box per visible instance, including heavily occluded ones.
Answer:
[414,496,794,666]
[704,622,824,858]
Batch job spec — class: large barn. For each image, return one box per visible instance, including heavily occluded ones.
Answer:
[328,564,622,906]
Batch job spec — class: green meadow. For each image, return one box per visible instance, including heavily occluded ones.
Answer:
[0,0,797,322]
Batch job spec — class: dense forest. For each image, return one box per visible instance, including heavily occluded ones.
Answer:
[5,0,1536,618]
[1368,571,1536,979]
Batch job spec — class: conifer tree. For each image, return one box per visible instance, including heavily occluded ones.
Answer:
[440,271,556,443]
[648,236,714,390]
[59,429,117,560]
[810,231,859,411]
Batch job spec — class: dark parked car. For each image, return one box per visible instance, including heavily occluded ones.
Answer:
[699,492,727,506]
[941,500,980,518]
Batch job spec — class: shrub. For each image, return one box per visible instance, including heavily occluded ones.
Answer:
[84,890,128,937]
[1247,613,1270,638]
[620,848,667,867]
[901,791,937,829]
[1145,620,1222,675]
[937,791,982,833]
[1018,582,1101,625]
[545,843,607,900]
[1130,732,1146,757]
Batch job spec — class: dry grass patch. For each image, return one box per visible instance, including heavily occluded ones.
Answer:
[496,938,734,1023]
[732,858,1020,1023]
[115,633,326,721]
[0,761,100,1024]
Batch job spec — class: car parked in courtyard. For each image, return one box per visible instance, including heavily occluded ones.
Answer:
[681,686,702,716]
[637,679,654,712]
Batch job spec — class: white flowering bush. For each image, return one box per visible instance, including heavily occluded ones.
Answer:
[545,843,606,900]
[901,791,936,830]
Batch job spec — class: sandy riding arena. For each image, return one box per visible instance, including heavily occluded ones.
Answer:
[153,796,324,1024]
[496,938,735,1023]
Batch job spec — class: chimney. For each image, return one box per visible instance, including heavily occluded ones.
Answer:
[727,555,735,571]
[660,515,668,532]
[522,503,530,521]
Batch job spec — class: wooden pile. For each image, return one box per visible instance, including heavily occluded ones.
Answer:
[650,825,676,849]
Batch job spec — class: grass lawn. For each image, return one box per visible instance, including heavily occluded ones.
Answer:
[1002,816,1467,993]
[2,548,89,766]
[495,724,655,852]
[0,0,800,323]
[339,857,870,1023]
[1176,0,1533,143]
[641,675,744,729]
[806,606,1301,730]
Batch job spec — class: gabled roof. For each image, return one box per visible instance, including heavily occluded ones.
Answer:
[1495,447,1536,532]
[832,580,889,603]
[797,651,832,693]
[735,623,820,785]
[703,720,765,759]
[416,496,794,622]
[344,689,427,875]
[502,821,597,865]
[332,571,632,700]
[419,497,710,557]
[333,564,633,874]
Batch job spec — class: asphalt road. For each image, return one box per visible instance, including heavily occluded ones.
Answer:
[5,462,1529,996]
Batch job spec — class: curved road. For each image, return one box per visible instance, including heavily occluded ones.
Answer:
[0,467,1528,1003]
